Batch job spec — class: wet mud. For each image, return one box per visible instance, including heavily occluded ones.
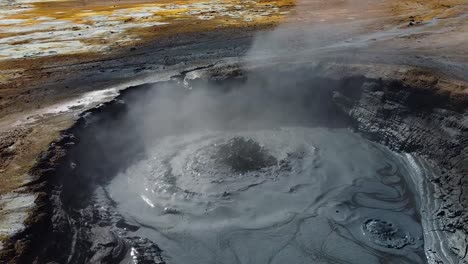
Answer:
[108,126,427,264]
[1,66,466,264]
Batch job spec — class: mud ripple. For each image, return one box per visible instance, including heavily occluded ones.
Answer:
[107,127,428,264]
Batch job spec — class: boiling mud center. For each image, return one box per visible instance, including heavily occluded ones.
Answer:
[107,127,426,264]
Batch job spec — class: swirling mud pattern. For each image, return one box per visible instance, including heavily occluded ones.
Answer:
[107,126,427,264]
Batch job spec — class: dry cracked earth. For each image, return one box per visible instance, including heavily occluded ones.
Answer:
[0,0,467,263]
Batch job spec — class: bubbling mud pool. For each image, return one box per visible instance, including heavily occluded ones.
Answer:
[53,74,440,264]
[106,126,427,264]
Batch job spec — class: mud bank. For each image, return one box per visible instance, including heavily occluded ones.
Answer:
[333,73,468,263]
[0,64,466,264]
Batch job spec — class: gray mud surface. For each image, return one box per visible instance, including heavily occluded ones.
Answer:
[108,126,427,264]
[1,66,466,264]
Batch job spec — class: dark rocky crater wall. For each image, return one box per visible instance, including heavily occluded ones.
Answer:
[1,66,467,264]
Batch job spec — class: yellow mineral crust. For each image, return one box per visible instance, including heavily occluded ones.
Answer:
[0,0,294,61]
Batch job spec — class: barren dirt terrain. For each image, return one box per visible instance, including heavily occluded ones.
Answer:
[0,0,467,262]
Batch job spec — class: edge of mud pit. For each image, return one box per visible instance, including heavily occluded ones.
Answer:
[0,62,467,263]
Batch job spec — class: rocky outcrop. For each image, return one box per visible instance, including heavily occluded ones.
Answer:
[333,77,468,263]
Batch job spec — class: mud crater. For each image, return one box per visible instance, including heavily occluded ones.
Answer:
[4,65,466,264]
[363,219,415,249]
[214,137,277,172]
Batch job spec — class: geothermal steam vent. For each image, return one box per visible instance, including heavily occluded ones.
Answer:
[53,75,434,264]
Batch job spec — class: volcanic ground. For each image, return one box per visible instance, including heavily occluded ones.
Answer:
[0,0,467,264]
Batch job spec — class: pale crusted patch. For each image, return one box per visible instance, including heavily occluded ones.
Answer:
[0,193,36,241]
[0,0,292,61]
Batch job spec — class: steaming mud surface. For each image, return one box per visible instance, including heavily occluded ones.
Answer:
[107,127,427,264]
